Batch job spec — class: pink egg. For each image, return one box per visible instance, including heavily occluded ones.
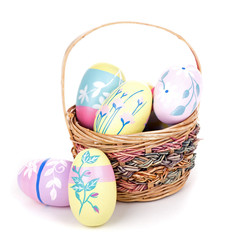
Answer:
[151,87,155,96]
[154,65,202,124]
[76,106,98,130]
[18,158,72,207]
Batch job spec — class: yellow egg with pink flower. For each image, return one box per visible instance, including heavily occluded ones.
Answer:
[94,81,152,135]
[68,148,116,226]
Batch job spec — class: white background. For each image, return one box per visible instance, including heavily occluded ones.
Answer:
[0,0,229,239]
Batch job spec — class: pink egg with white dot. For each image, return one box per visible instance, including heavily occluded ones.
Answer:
[18,158,72,207]
[154,65,202,125]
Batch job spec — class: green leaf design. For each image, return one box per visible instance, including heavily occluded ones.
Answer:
[183,90,190,98]
[75,192,81,201]
[160,70,169,90]
[196,83,200,97]
[171,105,186,116]
[191,101,197,113]
[72,177,83,185]
[161,70,169,81]
[71,152,101,215]
[71,184,84,192]
[86,155,100,164]
[81,151,90,163]
[85,178,99,191]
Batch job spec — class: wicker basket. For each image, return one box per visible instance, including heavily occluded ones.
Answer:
[61,21,201,202]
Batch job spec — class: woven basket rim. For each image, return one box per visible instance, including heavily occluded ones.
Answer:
[68,105,198,138]
[67,104,198,153]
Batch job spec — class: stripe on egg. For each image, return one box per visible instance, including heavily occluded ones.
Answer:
[36,158,50,204]
[69,165,115,184]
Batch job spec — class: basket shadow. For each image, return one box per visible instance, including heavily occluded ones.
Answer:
[108,179,195,226]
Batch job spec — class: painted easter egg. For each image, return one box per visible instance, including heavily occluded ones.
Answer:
[76,63,125,130]
[94,81,152,135]
[68,148,116,226]
[18,158,72,206]
[154,65,202,125]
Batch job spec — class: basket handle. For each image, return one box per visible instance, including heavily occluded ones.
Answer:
[61,21,201,136]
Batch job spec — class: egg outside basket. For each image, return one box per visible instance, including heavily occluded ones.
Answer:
[61,21,201,202]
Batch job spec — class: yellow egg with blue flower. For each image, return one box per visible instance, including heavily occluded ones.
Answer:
[68,148,117,226]
[76,63,125,130]
[94,81,152,135]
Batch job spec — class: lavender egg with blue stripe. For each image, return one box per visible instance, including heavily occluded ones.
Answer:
[76,63,125,130]
[18,158,72,207]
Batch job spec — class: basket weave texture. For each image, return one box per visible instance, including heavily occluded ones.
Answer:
[61,22,201,202]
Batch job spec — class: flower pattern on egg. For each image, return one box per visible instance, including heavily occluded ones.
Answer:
[77,67,125,107]
[94,83,151,135]
[155,81,179,105]
[171,67,200,116]
[70,151,100,215]
[19,160,39,179]
[118,112,135,135]
[78,85,89,104]
[44,160,67,201]
[154,65,202,124]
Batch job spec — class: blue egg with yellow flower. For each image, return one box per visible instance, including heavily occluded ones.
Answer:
[76,63,125,130]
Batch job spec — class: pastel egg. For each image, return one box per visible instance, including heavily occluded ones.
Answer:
[94,81,152,135]
[154,65,202,124]
[18,158,72,207]
[76,63,125,130]
[68,148,116,226]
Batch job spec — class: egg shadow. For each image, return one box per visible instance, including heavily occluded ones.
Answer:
[13,169,197,228]
[12,179,80,227]
[144,110,169,132]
